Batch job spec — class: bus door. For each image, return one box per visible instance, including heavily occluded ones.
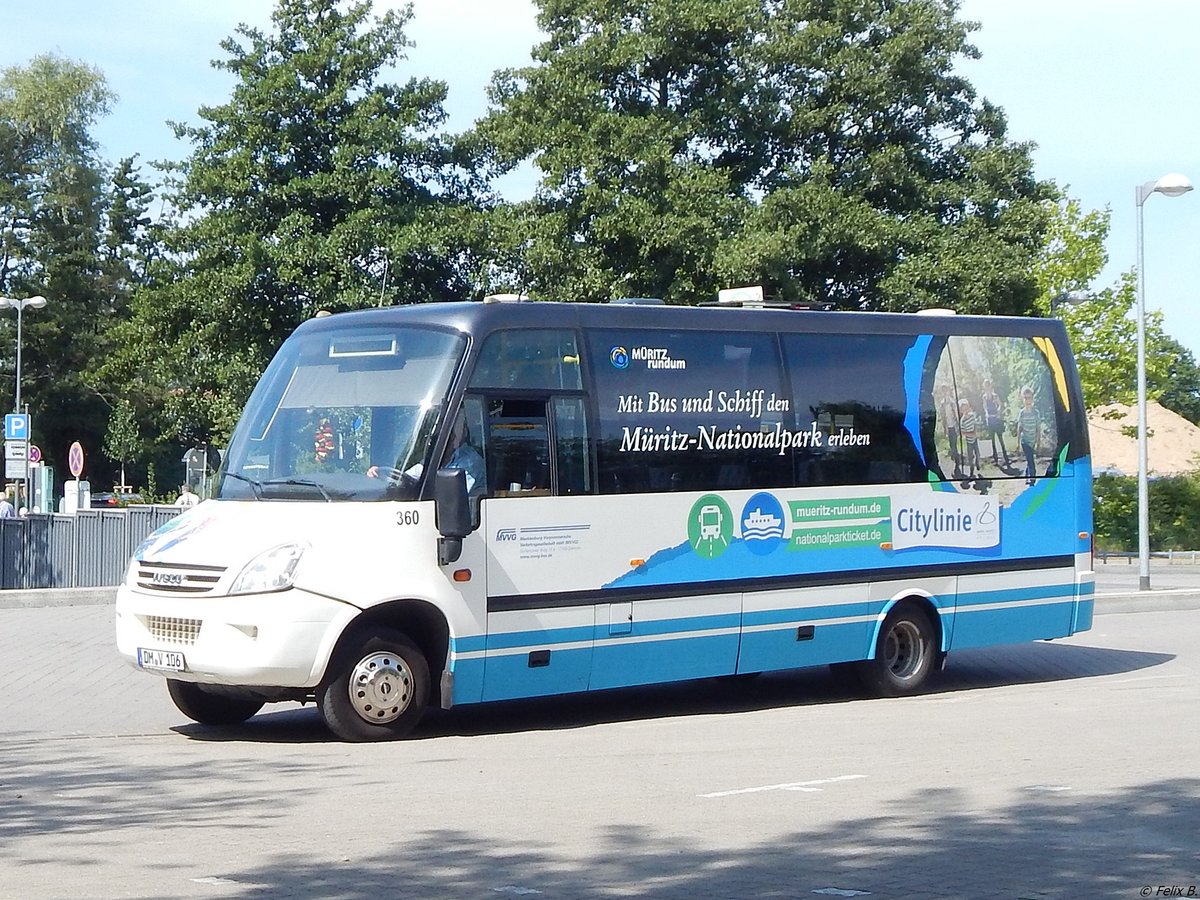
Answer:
[466,327,597,702]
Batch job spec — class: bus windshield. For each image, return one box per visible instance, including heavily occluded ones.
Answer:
[217,324,466,501]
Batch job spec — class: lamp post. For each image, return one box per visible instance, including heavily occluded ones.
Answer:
[0,294,48,414]
[0,294,48,511]
[1134,174,1192,590]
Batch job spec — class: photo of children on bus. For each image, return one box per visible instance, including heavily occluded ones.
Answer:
[931,335,1059,497]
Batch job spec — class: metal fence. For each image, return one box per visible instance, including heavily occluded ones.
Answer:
[0,506,183,590]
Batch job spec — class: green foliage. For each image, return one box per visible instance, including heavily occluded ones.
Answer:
[0,53,135,489]
[1033,197,1176,412]
[1093,473,1200,551]
[105,0,484,445]
[102,396,141,485]
[479,0,1053,308]
[1157,337,1200,427]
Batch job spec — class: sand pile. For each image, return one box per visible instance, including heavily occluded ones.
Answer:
[1086,401,1200,475]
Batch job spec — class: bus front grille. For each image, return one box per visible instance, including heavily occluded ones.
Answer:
[145,616,203,645]
[135,561,226,594]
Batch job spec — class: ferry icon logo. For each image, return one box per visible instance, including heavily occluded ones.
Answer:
[741,492,786,555]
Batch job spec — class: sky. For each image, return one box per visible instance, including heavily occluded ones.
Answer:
[3,0,1199,357]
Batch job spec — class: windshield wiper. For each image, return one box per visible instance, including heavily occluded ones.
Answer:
[262,478,333,502]
[222,471,264,500]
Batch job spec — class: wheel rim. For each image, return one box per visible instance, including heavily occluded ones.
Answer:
[347,650,414,725]
[883,620,927,681]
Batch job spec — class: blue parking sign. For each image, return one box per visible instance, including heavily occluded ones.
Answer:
[4,414,28,441]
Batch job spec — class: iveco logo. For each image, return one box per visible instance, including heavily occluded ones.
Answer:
[496,528,518,542]
[152,572,185,586]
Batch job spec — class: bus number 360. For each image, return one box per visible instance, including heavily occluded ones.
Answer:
[396,510,420,526]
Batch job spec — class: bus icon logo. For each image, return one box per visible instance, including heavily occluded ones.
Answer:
[610,346,629,369]
[688,495,732,560]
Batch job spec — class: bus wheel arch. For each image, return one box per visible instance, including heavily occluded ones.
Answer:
[858,596,941,697]
[317,600,448,741]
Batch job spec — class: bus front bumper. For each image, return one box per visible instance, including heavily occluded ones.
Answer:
[114,585,360,689]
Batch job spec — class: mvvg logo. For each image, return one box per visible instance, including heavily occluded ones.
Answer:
[496,528,518,542]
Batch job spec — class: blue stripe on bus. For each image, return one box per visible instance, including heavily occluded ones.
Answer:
[477,581,1086,657]
[593,611,741,639]
[955,581,1076,608]
[450,635,487,654]
[485,624,593,651]
[742,601,873,628]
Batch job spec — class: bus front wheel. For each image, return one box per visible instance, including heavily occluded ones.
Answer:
[167,679,264,725]
[857,605,936,697]
[318,627,430,742]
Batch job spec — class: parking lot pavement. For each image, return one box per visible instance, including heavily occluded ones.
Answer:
[1,604,1198,899]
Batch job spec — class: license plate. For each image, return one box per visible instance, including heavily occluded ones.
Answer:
[137,648,186,672]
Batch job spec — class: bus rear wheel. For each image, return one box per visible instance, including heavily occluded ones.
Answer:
[167,679,265,725]
[318,627,430,742]
[857,604,936,697]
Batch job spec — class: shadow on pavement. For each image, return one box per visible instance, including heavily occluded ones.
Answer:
[171,641,1172,745]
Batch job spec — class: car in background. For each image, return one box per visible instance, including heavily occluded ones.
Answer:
[90,492,145,507]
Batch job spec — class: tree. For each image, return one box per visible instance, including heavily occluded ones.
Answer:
[479,0,1053,309]
[0,54,127,487]
[106,0,484,445]
[102,396,141,490]
[1032,197,1174,412]
[1156,337,1200,426]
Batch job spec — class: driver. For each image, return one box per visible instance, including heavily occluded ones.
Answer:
[368,410,485,495]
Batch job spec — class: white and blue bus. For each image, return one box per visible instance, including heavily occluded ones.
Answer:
[115,299,1095,740]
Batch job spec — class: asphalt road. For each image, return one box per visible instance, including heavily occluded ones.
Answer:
[1,583,1198,899]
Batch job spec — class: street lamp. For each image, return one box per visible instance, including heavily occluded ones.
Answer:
[1050,290,1093,317]
[0,294,48,414]
[1134,173,1192,590]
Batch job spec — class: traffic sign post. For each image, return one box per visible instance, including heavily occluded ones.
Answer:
[5,439,28,480]
[68,441,85,479]
[4,414,28,441]
[3,415,31,508]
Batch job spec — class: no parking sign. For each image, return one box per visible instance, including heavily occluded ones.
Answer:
[68,441,85,478]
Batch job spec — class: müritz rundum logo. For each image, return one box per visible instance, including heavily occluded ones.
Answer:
[610,346,629,369]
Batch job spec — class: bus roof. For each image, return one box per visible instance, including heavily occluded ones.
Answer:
[296,301,1069,342]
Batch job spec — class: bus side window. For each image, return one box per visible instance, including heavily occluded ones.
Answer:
[470,329,582,391]
[485,398,551,494]
[554,396,592,494]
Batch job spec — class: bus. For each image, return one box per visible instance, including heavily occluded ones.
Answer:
[115,299,1095,741]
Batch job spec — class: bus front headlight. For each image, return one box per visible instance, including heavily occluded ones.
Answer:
[230,542,308,595]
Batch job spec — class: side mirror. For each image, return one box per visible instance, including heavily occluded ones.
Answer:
[435,467,471,565]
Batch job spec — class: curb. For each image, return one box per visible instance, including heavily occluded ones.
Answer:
[0,587,117,610]
[1093,589,1200,614]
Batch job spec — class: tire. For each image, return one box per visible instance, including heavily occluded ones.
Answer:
[856,604,937,697]
[318,627,430,742]
[167,679,265,725]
